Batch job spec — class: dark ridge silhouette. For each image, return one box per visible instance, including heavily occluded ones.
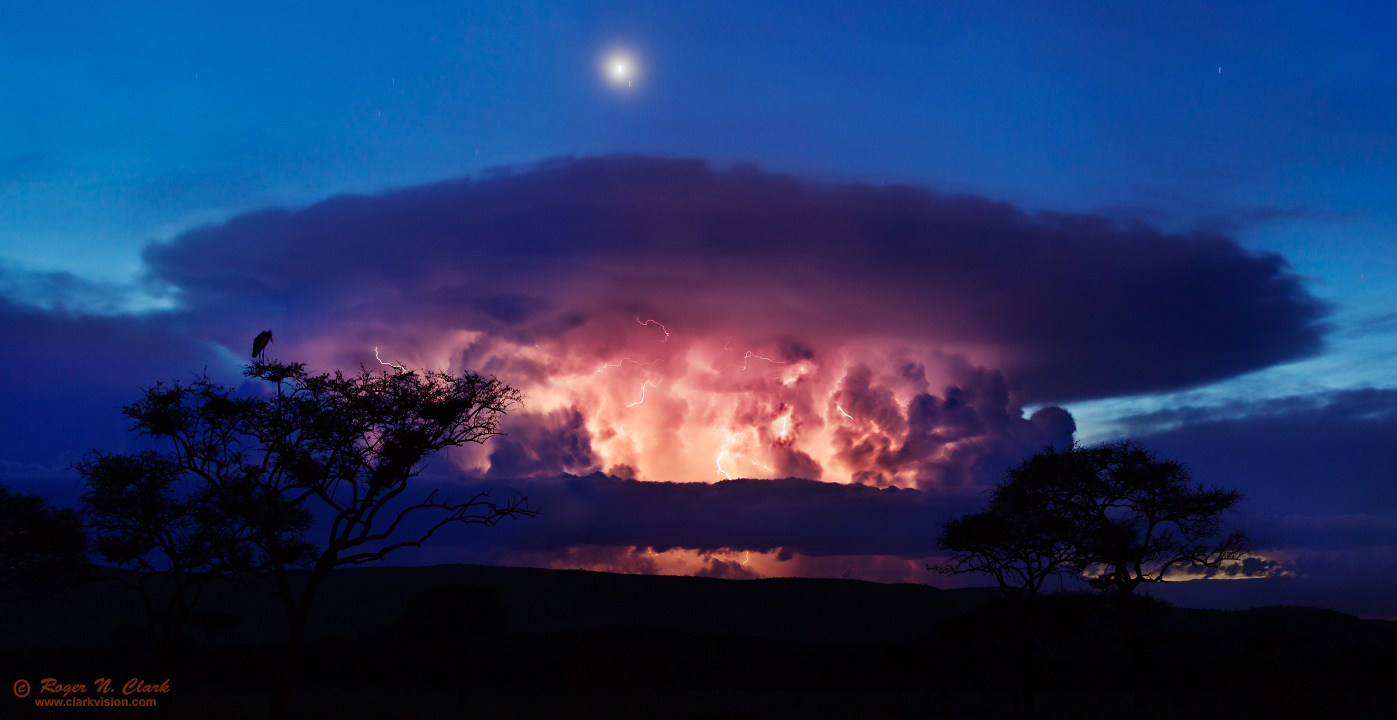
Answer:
[4,563,1396,719]
[1,564,1000,648]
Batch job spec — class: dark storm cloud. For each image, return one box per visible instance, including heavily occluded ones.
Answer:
[831,362,1075,487]
[484,407,599,479]
[143,155,1329,403]
[1245,514,1397,553]
[0,296,224,467]
[439,474,980,559]
[1171,555,1287,579]
[1126,388,1397,517]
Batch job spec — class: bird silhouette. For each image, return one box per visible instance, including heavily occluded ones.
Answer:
[252,330,273,360]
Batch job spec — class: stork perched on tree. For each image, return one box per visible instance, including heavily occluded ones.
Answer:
[252,330,273,361]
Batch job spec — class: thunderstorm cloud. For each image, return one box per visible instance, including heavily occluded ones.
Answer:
[0,155,1350,583]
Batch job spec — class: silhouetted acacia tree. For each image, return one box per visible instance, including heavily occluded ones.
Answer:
[120,360,535,719]
[0,482,90,597]
[1055,440,1246,707]
[74,449,256,669]
[937,441,1248,594]
[935,440,1248,711]
[931,469,1080,597]
[932,458,1084,715]
[1057,441,1248,596]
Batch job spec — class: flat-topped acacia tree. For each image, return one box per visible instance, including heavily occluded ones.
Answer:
[121,359,535,719]
[936,440,1248,599]
[931,454,1084,715]
[935,440,1247,710]
[1059,441,1248,597]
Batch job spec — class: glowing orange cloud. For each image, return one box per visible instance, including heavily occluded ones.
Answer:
[414,315,1070,489]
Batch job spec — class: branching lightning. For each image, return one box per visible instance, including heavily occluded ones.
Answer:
[716,452,732,480]
[374,346,407,372]
[595,358,659,373]
[636,317,670,342]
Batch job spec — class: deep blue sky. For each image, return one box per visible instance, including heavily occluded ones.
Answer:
[4,2,1396,613]
[5,1,1395,402]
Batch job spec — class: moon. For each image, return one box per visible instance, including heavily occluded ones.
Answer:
[604,53,636,87]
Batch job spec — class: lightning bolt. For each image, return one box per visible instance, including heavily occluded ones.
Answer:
[374,347,407,372]
[595,358,659,373]
[627,379,661,407]
[742,551,751,566]
[837,405,853,420]
[636,317,670,342]
[715,452,732,480]
[727,351,788,371]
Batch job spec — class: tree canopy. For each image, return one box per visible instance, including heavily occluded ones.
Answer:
[931,479,1080,596]
[113,358,536,718]
[934,440,1248,595]
[0,483,89,596]
[934,440,1249,710]
[1058,441,1248,595]
[75,448,256,660]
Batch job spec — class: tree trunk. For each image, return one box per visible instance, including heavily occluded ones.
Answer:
[267,612,306,720]
[1007,599,1037,717]
[1126,626,1148,708]
[1118,590,1150,709]
[1017,637,1036,716]
[267,566,327,720]
[1090,625,1106,706]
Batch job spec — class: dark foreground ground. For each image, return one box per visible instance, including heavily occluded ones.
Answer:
[5,564,1396,718]
[128,686,1397,719]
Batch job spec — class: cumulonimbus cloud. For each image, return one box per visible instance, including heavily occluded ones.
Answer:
[132,155,1326,487]
[147,155,1328,397]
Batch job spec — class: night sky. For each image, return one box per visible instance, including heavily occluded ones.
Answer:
[4,3,1396,616]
